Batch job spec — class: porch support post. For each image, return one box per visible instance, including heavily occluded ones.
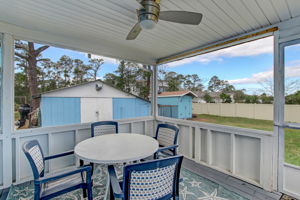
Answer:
[152,64,158,119]
[273,31,284,191]
[151,64,158,136]
[2,33,14,188]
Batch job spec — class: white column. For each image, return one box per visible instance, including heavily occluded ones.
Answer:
[151,64,158,136]
[2,33,14,188]
[152,64,158,119]
[273,31,284,192]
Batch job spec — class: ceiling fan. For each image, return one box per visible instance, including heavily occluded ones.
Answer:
[126,0,203,40]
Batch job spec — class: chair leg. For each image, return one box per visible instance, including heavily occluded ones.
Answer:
[87,183,93,200]
[80,159,84,166]
[34,184,40,200]
[110,183,114,200]
[91,163,94,175]
[83,187,87,198]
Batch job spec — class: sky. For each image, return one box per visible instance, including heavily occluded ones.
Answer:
[38,36,300,95]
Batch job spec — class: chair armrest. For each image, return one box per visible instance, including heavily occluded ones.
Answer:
[44,150,74,160]
[35,165,92,185]
[156,144,179,153]
[108,165,124,198]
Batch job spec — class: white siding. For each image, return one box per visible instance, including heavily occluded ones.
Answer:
[80,98,113,123]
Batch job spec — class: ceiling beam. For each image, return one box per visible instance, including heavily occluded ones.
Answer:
[157,27,278,65]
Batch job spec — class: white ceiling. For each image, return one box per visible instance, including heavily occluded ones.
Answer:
[0,0,300,64]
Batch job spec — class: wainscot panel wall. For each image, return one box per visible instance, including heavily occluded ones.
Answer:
[157,116,274,191]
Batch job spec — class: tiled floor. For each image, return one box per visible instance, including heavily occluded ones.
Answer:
[6,163,249,200]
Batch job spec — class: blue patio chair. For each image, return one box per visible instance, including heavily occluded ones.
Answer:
[23,140,93,200]
[108,155,183,200]
[91,120,119,137]
[154,123,180,159]
[80,121,119,169]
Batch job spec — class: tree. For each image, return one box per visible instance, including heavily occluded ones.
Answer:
[73,59,90,84]
[135,65,152,99]
[260,93,273,104]
[233,89,246,103]
[285,91,300,104]
[15,41,49,110]
[258,78,300,96]
[104,73,118,86]
[245,95,259,104]
[183,74,203,92]
[208,75,233,93]
[88,58,104,80]
[56,55,74,87]
[165,71,185,91]
[220,93,232,103]
[203,92,214,103]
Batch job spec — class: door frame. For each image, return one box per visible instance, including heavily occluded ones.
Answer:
[276,38,300,198]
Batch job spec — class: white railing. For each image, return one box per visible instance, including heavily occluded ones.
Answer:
[1,115,276,192]
[10,116,155,184]
[157,116,275,191]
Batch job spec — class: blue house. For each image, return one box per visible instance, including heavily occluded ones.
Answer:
[158,91,197,119]
[40,81,151,127]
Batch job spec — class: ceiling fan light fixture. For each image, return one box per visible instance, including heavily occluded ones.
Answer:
[140,19,156,29]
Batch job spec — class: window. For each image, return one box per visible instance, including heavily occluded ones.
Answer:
[14,40,152,130]
[158,36,275,131]
[283,42,300,166]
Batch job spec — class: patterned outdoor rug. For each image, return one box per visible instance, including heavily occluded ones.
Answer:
[7,165,248,200]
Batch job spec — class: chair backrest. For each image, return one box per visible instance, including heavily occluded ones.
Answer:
[22,140,45,180]
[155,124,179,147]
[91,121,119,137]
[123,155,183,200]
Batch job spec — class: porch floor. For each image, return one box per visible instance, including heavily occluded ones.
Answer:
[183,158,282,200]
[2,158,283,200]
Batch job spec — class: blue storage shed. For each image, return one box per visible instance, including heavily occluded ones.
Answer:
[158,91,197,119]
[40,81,151,127]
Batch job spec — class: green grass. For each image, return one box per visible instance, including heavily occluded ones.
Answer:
[192,114,300,166]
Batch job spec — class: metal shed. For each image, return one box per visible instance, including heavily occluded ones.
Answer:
[158,91,197,119]
[40,80,151,126]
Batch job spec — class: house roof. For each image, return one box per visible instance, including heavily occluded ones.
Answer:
[158,91,198,98]
[41,80,150,102]
[1,1,299,65]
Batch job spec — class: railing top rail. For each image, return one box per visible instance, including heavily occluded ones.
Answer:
[157,116,273,136]
[12,116,154,137]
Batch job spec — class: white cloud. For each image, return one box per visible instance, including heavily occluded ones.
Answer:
[228,64,300,85]
[167,37,273,67]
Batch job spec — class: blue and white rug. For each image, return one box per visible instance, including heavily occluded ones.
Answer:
[7,165,248,200]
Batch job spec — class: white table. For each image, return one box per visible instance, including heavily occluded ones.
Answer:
[74,133,159,199]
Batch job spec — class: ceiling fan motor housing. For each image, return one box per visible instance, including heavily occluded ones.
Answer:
[138,0,160,26]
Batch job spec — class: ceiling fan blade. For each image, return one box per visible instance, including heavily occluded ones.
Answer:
[126,23,142,40]
[159,11,203,25]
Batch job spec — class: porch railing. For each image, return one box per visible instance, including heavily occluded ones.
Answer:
[9,116,155,185]
[157,116,275,191]
[1,116,275,193]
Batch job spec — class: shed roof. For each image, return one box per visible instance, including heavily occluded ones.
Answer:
[158,91,197,98]
[41,80,150,102]
[0,1,299,64]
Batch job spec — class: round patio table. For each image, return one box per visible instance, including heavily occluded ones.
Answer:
[74,133,159,199]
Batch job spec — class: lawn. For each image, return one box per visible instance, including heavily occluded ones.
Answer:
[191,114,300,166]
